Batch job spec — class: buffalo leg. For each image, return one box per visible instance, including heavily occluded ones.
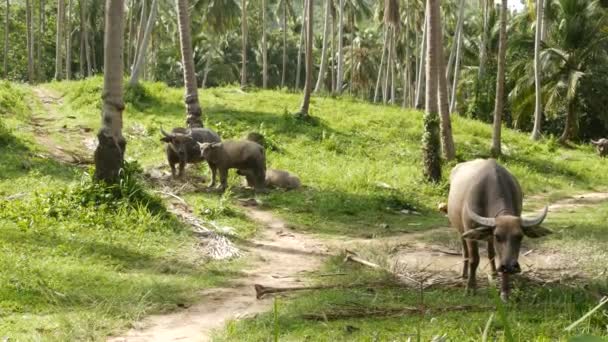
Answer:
[461,238,469,279]
[178,160,186,179]
[170,163,177,178]
[487,239,498,277]
[207,163,217,187]
[465,239,480,294]
[218,168,228,191]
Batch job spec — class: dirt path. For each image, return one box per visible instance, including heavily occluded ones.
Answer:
[109,206,328,342]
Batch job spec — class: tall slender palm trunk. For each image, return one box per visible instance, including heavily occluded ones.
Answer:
[126,0,133,71]
[66,0,73,80]
[314,0,331,93]
[449,22,463,113]
[55,0,65,80]
[447,0,465,101]
[336,0,345,94]
[84,8,91,76]
[38,0,44,79]
[478,0,489,79]
[262,0,267,88]
[490,0,508,156]
[281,0,287,88]
[298,0,313,116]
[560,101,577,142]
[130,0,157,85]
[435,0,455,160]
[94,0,126,183]
[330,9,335,92]
[240,0,247,88]
[26,0,34,82]
[373,26,388,103]
[531,0,544,140]
[3,0,8,78]
[422,0,441,182]
[383,28,393,104]
[79,0,86,77]
[295,0,306,89]
[176,0,203,128]
[414,17,427,109]
[134,0,146,68]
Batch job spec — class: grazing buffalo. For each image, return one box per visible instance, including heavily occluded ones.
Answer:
[198,140,266,192]
[160,127,221,178]
[447,159,552,301]
[591,138,608,157]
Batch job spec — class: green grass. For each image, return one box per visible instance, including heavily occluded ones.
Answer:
[0,82,240,340]
[14,78,608,340]
[46,78,608,239]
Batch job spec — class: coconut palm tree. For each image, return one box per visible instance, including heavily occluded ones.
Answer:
[422,0,441,182]
[176,0,203,128]
[94,0,126,183]
[490,0,507,156]
[240,0,247,88]
[66,0,73,80]
[55,0,65,80]
[130,0,158,85]
[262,0,267,88]
[336,0,345,93]
[3,0,8,78]
[26,0,34,82]
[435,0,455,160]
[314,0,332,93]
[544,0,607,142]
[531,0,544,140]
[298,0,313,116]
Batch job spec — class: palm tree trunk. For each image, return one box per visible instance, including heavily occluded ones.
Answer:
[130,0,157,85]
[435,0,455,160]
[298,0,313,116]
[422,0,441,182]
[490,0,507,156]
[176,0,203,128]
[262,0,267,88]
[559,100,577,142]
[240,0,247,89]
[449,21,463,113]
[134,0,146,69]
[374,26,388,103]
[38,0,44,79]
[336,0,345,94]
[447,0,465,101]
[281,0,287,88]
[383,28,392,104]
[125,0,132,71]
[414,16,427,109]
[55,0,64,80]
[3,0,8,78]
[295,0,306,89]
[390,40,396,103]
[26,0,34,83]
[66,0,73,80]
[478,0,489,79]
[84,9,91,76]
[541,0,548,41]
[330,8,335,92]
[94,0,126,183]
[79,0,85,77]
[314,0,331,93]
[531,0,543,140]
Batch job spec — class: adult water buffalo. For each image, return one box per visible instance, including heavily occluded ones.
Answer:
[447,159,552,301]
[160,127,221,178]
[591,138,608,157]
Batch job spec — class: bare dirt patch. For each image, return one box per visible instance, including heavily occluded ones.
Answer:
[109,204,328,342]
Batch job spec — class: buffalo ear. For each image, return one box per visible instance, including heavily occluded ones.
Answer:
[160,136,172,143]
[462,227,494,241]
[522,225,553,238]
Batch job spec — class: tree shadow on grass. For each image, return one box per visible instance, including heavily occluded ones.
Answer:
[0,129,79,183]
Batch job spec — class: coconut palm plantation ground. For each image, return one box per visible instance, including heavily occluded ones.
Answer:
[1,78,608,340]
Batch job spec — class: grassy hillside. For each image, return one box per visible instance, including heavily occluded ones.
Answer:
[2,78,607,340]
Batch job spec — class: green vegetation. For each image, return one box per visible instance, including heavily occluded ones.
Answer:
[0,82,238,340]
[2,79,608,339]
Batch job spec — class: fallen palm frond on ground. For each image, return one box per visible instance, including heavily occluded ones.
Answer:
[301,304,494,321]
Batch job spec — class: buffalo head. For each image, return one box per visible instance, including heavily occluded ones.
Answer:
[462,205,551,274]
